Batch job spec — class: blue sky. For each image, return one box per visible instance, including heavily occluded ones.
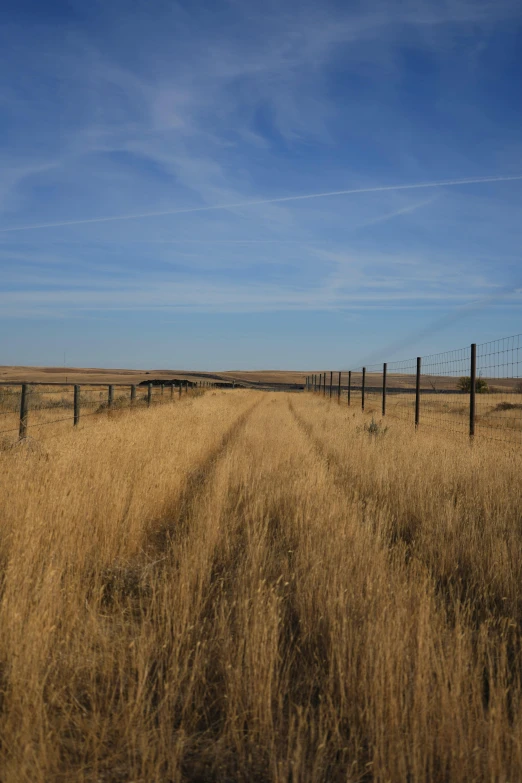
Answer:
[1,0,521,370]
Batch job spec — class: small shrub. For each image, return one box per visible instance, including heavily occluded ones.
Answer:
[362,416,388,437]
[457,377,489,393]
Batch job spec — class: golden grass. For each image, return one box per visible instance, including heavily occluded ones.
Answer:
[377,390,522,441]
[1,390,522,781]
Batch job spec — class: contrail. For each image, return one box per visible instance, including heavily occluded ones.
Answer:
[136,197,434,244]
[1,174,521,233]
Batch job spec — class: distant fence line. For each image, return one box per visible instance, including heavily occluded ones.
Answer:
[304,333,522,444]
[0,380,219,442]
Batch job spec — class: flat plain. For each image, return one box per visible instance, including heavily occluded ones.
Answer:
[1,389,522,781]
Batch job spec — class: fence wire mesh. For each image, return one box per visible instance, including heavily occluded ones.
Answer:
[476,335,522,444]
[308,332,522,445]
[418,346,471,436]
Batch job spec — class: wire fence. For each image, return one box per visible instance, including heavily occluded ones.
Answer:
[305,332,522,445]
[0,380,215,447]
[3,333,521,447]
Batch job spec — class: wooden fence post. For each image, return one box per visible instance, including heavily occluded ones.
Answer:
[131,385,136,405]
[74,385,80,426]
[348,371,351,406]
[329,371,333,399]
[19,383,29,439]
[415,357,421,429]
[470,343,476,438]
[337,371,341,403]
[382,363,387,416]
[362,368,366,411]
[147,383,152,407]
[108,385,114,410]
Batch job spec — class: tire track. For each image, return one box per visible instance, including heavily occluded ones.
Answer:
[99,395,264,610]
[287,396,357,496]
[148,395,264,553]
[287,397,508,631]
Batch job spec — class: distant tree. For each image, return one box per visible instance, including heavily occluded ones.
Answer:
[457,376,489,393]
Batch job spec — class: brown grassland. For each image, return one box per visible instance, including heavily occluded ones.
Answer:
[1,389,522,781]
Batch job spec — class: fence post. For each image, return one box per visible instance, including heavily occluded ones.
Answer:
[108,385,114,410]
[329,371,333,399]
[131,385,136,405]
[415,357,421,429]
[19,383,29,439]
[337,371,341,402]
[362,368,366,411]
[178,382,182,398]
[147,383,152,407]
[74,385,80,426]
[323,373,326,396]
[170,383,174,398]
[470,343,476,439]
[161,383,164,396]
[348,371,351,406]
[382,363,387,417]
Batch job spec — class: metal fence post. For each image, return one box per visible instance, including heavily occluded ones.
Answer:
[337,371,341,402]
[348,371,351,406]
[415,357,421,428]
[470,343,476,438]
[108,385,114,410]
[74,385,80,426]
[382,363,387,417]
[329,371,333,399]
[362,368,366,411]
[19,383,29,439]
[147,383,152,407]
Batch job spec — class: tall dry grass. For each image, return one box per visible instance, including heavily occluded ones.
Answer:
[1,389,522,781]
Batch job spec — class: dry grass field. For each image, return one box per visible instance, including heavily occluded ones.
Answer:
[1,389,522,781]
